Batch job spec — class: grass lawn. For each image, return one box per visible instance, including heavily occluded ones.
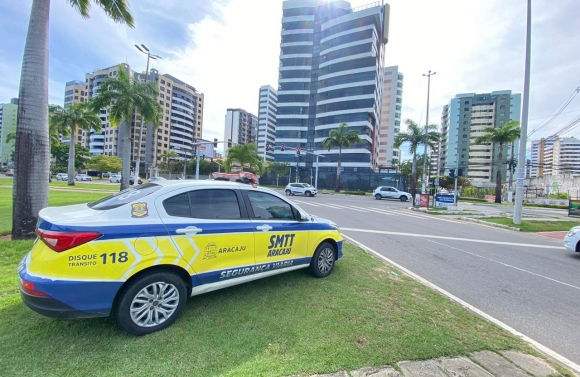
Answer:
[480,217,580,232]
[0,177,118,192]
[0,188,110,235]
[0,241,547,377]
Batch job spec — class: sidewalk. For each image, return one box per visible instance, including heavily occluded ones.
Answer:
[287,350,571,377]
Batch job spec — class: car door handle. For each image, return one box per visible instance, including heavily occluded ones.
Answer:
[176,226,202,235]
[256,225,273,232]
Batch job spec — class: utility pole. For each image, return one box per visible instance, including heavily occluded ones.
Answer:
[514,0,532,225]
[134,44,161,186]
[421,70,436,194]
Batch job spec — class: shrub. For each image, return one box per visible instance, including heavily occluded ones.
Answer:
[343,190,367,196]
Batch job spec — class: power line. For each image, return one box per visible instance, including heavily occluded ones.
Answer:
[528,86,580,137]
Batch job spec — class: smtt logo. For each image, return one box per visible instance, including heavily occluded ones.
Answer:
[267,234,295,257]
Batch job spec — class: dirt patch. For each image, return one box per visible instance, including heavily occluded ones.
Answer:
[0,234,11,241]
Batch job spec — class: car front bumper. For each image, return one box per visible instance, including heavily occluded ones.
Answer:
[564,235,578,252]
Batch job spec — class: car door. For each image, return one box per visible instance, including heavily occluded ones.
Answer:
[155,187,255,285]
[380,187,391,198]
[244,190,310,269]
[290,183,302,195]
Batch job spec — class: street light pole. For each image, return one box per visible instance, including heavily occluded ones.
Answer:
[134,44,161,186]
[421,70,436,194]
[513,0,532,225]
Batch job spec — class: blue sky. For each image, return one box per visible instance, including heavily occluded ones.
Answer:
[2,0,580,159]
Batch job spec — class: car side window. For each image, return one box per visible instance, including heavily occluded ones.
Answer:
[247,191,295,220]
[189,189,241,219]
[163,193,191,217]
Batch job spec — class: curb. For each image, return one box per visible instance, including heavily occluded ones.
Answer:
[410,208,486,216]
[460,217,521,231]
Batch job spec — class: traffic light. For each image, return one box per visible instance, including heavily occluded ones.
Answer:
[296,146,301,155]
[266,143,270,151]
[280,143,285,151]
[457,168,463,177]
[449,168,455,178]
[227,139,232,148]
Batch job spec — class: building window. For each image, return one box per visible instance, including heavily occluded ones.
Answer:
[161,80,165,84]
[464,108,468,111]
[464,101,469,104]
[165,110,169,114]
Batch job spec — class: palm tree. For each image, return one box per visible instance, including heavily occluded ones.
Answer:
[91,65,161,190]
[159,150,178,174]
[474,120,521,203]
[321,123,361,192]
[12,0,134,239]
[49,103,102,186]
[225,143,263,173]
[394,119,440,198]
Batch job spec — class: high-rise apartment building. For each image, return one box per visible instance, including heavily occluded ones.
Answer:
[274,0,390,173]
[0,98,18,164]
[542,137,580,176]
[440,90,521,182]
[82,64,204,167]
[257,85,278,161]
[529,138,555,178]
[378,65,402,167]
[62,80,88,147]
[224,108,258,156]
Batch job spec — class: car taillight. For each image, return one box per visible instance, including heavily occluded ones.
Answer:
[35,229,102,252]
[21,280,48,297]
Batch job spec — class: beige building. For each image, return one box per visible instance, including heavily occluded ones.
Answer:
[378,66,403,169]
[80,64,204,169]
[62,80,88,147]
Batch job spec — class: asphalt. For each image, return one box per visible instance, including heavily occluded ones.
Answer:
[277,191,580,367]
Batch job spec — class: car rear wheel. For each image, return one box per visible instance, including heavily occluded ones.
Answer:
[399,196,407,202]
[309,242,336,278]
[305,191,311,197]
[116,271,187,336]
[375,194,382,200]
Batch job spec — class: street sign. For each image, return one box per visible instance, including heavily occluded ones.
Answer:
[197,143,214,158]
[569,200,580,218]
[435,194,455,207]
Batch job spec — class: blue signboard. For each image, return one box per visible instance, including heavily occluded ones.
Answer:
[435,194,455,207]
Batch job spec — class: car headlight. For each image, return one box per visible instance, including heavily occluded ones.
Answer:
[567,228,580,237]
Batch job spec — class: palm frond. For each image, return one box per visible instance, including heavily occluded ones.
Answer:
[95,0,135,27]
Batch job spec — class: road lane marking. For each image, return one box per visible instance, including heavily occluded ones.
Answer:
[293,200,321,207]
[348,206,396,215]
[317,203,366,211]
[342,234,580,374]
[422,238,580,290]
[340,227,565,249]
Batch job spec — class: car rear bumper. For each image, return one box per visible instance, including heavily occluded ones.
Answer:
[20,284,108,319]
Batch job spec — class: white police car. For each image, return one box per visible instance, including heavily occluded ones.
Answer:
[19,181,343,335]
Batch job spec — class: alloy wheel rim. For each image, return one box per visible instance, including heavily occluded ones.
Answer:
[317,247,334,274]
[130,282,180,327]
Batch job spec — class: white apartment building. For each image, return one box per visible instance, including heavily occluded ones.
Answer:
[529,138,555,178]
[378,65,402,167]
[224,108,258,156]
[543,137,580,176]
[257,85,278,161]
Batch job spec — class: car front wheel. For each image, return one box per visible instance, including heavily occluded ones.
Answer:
[400,196,408,202]
[375,194,382,200]
[309,242,336,278]
[116,270,187,336]
[305,191,311,197]
[285,190,291,196]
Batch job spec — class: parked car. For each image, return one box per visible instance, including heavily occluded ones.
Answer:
[148,177,166,183]
[129,176,143,185]
[564,226,580,253]
[373,186,412,202]
[55,173,68,181]
[102,172,111,178]
[18,180,343,335]
[285,183,317,197]
[109,174,121,183]
[75,174,92,181]
[5,169,14,177]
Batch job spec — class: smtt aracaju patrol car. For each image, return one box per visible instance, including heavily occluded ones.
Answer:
[19,181,343,335]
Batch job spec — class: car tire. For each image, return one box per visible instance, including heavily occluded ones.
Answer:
[285,190,291,196]
[400,196,407,202]
[305,191,311,197]
[375,194,382,200]
[309,242,336,278]
[115,270,187,336]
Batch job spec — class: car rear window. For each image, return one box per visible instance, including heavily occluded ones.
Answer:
[88,183,162,210]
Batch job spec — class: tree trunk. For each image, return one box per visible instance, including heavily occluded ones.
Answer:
[12,0,51,240]
[335,147,341,192]
[67,129,75,186]
[495,144,503,203]
[120,120,131,191]
[410,151,417,199]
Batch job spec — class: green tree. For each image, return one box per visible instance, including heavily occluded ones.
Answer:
[266,162,290,186]
[87,155,122,178]
[474,120,521,203]
[12,0,134,239]
[91,65,161,190]
[321,122,361,192]
[394,119,440,198]
[225,143,262,173]
[159,150,178,174]
[49,103,101,185]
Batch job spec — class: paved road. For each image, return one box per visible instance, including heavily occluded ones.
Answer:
[281,192,580,366]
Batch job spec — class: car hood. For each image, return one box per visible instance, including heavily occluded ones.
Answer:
[39,203,105,224]
[310,215,338,228]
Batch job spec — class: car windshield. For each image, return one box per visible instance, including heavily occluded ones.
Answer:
[88,183,162,210]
